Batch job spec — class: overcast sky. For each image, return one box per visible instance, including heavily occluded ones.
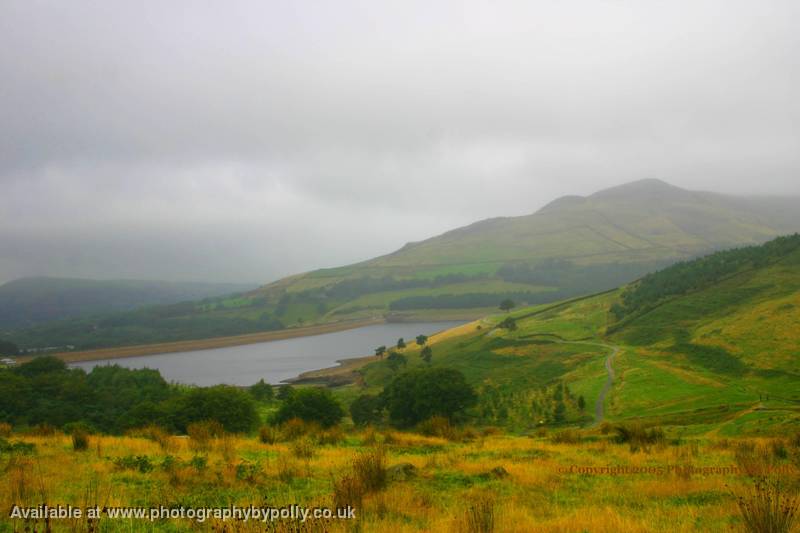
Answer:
[1,1,798,285]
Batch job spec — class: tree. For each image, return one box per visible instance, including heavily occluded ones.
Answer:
[553,399,566,424]
[498,317,517,331]
[349,394,383,426]
[277,384,295,401]
[249,379,274,401]
[577,395,586,413]
[386,352,407,371]
[171,385,259,433]
[415,335,428,346]
[420,345,433,364]
[374,346,387,358]
[397,338,406,349]
[382,367,477,427]
[273,387,344,428]
[499,299,516,312]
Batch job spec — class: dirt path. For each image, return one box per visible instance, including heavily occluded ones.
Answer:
[552,339,619,425]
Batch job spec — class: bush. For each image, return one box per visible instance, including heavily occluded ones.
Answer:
[273,388,344,428]
[258,426,279,445]
[290,438,315,459]
[72,430,89,451]
[352,446,386,493]
[613,423,664,450]
[734,477,799,533]
[551,429,581,444]
[462,491,495,533]
[382,367,476,427]
[350,394,383,426]
[279,418,319,441]
[187,420,224,451]
[417,416,457,440]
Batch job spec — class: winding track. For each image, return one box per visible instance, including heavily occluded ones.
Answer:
[551,340,619,425]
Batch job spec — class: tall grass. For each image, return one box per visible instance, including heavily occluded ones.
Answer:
[734,477,799,533]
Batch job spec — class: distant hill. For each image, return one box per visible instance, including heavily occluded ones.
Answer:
[356,233,800,435]
[253,178,800,322]
[0,277,257,329]
[7,179,800,351]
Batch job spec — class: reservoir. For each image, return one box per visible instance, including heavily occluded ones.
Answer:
[72,321,464,386]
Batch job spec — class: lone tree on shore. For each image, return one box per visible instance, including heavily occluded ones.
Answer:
[499,299,516,312]
[415,335,428,346]
[397,338,406,349]
[374,346,387,358]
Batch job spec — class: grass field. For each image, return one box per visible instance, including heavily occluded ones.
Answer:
[2,426,799,532]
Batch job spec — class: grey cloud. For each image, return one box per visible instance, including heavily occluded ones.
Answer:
[1,0,798,283]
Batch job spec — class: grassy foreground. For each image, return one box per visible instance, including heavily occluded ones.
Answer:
[2,424,799,532]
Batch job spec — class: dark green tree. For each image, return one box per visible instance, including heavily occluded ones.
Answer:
[170,385,259,433]
[277,384,295,401]
[249,379,274,401]
[386,352,407,371]
[349,393,383,426]
[499,299,516,312]
[374,345,387,357]
[415,335,428,346]
[397,338,406,349]
[498,317,517,331]
[382,367,477,427]
[273,387,344,428]
[577,395,586,413]
[420,345,433,364]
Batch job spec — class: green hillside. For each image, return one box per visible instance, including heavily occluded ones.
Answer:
[349,234,800,436]
[7,180,800,351]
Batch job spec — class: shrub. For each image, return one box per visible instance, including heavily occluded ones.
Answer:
[317,427,344,446]
[273,388,344,428]
[417,416,457,440]
[291,438,315,459]
[734,477,799,533]
[613,423,664,451]
[187,420,224,451]
[551,429,581,444]
[71,430,89,451]
[280,418,320,441]
[352,446,387,493]
[258,426,279,445]
[462,491,495,533]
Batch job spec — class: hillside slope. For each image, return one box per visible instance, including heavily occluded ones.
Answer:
[8,180,800,351]
[352,234,800,435]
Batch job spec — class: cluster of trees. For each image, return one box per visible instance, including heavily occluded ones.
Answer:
[476,380,586,427]
[612,234,800,320]
[9,309,285,352]
[0,357,260,434]
[1,356,478,435]
[389,291,555,310]
[497,258,670,294]
[350,368,477,428]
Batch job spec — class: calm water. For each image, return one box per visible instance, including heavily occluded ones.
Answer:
[72,322,464,386]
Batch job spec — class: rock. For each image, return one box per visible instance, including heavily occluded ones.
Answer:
[387,463,417,481]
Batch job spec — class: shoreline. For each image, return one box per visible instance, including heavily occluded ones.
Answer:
[20,318,385,364]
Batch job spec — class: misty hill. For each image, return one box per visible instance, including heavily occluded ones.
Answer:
[357,233,800,434]
[257,179,800,320]
[7,179,800,351]
[0,277,257,330]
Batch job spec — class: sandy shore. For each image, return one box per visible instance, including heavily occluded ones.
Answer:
[19,318,384,364]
